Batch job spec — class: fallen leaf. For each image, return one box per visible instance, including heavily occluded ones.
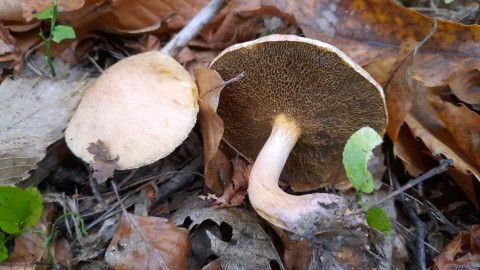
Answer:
[195,67,227,194]
[173,206,285,270]
[105,211,190,270]
[212,158,250,208]
[0,0,86,22]
[0,203,53,269]
[433,225,480,270]
[87,140,118,183]
[0,24,16,55]
[236,0,480,87]
[384,37,419,142]
[22,0,86,21]
[393,124,437,177]
[92,0,208,34]
[274,227,312,270]
[0,74,88,185]
[406,86,480,180]
[449,69,480,107]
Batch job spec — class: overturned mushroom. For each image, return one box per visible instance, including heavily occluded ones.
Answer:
[210,35,387,232]
[66,51,198,170]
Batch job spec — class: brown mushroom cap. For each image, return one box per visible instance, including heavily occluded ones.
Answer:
[65,51,199,169]
[210,35,386,191]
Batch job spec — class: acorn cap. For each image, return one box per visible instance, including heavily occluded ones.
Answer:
[65,51,199,169]
[210,34,387,191]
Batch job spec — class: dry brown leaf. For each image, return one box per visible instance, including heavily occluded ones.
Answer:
[195,67,226,194]
[0,203,53,269]
[433,225,480,270]
[87,140,118,183]
[193,2,265,50]
[0,24,15,55]
[0,74,88,185]
[447,168,480,211]
[394,125,437,177]
[0,0,86,21]
[22,0,86,21]
[406,86,480,180]
[449,69,480,107]
[105,211,190,270]
[92,0,208,34]
[173,207,285,270]
[212,158,250,208]
[273,227,312,270]
[384,37,419,142]
[235,0,480,87]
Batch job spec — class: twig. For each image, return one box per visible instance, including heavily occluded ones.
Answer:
[161,0,228,57]
[358,159,452,213]
[392,172,427,270]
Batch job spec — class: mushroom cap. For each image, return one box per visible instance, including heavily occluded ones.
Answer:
[65,51,199,169]
[210,35,387,191]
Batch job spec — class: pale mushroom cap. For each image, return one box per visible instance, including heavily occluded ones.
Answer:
[210,34,387,191]
[65,51,199,169]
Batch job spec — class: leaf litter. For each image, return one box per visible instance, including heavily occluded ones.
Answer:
[1,0,480,269]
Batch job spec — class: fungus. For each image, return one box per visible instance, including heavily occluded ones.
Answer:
[66,51,198,170]
[210,35,387,232]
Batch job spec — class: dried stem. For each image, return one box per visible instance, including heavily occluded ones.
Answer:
[161,0,228,57]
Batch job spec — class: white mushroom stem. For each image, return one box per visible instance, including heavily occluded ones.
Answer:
[248,114,345,232]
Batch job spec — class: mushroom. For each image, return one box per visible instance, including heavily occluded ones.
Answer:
[209,35,387,232]
[66,51,199,170]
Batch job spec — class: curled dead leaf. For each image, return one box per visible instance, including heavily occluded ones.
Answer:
[195,67,226,195]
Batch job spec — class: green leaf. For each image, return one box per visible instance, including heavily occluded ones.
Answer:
[51,25,76,43]
[342,126,383,193]
[0,232,7,262]
[34,7,54,20]
[0,186,43,234]
[366,206,392,234]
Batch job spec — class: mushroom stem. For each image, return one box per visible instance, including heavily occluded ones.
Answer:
[248,114,346,232]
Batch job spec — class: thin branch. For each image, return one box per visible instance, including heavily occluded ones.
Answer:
[161,0,228,57]
[358,159,452,213]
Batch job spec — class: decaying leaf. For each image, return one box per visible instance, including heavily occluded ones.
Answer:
[173,206,285,270]
[0,0,86,22]
[212,158,250,208]
[433,225,480,270]
[406,86,480,180]
[449,69,480,107]
[236,0,480,88]
[0,203,53,268]
[195,67,227,194]
[105,211,190,270]
[90,0,208,34]
[0,75,88,185]
[384,37,419,142]
[87,140,118,183]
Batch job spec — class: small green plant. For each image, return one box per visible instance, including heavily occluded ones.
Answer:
[343,127,392,234]
[0,186,43,261]
[34,0,76,77]
[0,186,87,263]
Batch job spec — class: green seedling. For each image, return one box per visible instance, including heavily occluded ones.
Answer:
[343,127,392,234]
[34,0,76,77]
[0,186,43,261]
[0,186,87,263]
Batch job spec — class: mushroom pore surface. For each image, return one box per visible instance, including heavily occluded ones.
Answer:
[210,35,386,191]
